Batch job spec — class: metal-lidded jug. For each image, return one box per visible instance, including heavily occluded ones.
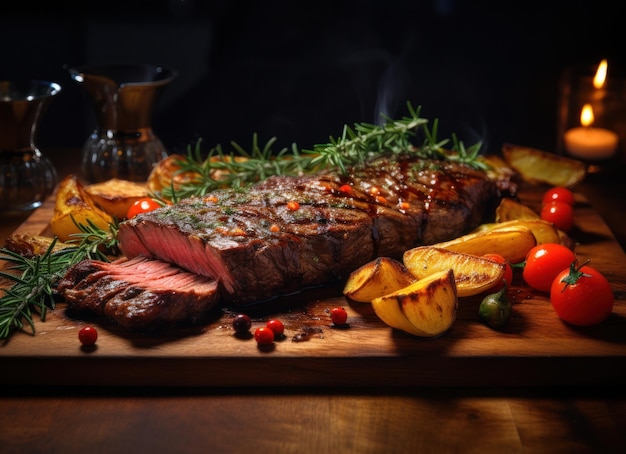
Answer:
[69,64,177,183]
[0,80,61,212]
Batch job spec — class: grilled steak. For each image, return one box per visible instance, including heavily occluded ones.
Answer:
[57,256,220,330]
[116,157,500,305]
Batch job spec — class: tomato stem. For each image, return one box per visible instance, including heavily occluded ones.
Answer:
[559,259,592,290]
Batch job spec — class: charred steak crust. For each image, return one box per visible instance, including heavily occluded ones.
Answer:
[57,256,220,330]
[117,157,499,304]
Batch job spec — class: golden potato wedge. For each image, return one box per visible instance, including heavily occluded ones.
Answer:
[502,143,586,188]
[3,233,71,257]
[477,154,520,194]
[343,257,416,303]
[148,154,249,196]
[495,197,539,222]
[372,269,457,337]
[476,219,561,246]
[50,174,115,243]
[371,289,427,337]
[147,154,201,194]
[86,178,150,219]
[429,226,537,264]
[403,246,505,297]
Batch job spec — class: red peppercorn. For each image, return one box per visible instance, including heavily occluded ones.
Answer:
[330,307,348,326]
[254,326,275,345]
[266,319,285,337]
[78,326,98,345]
[286,201,300,211]
[339,184,352,194]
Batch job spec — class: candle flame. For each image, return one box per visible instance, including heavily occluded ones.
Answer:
[580,104,595,127]
[593,59,608,89]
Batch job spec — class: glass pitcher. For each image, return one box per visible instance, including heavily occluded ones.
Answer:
[0,80,61,212]
[69,64,177,183]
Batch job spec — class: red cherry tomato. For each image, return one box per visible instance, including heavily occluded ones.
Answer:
[127,197,162,219]
[523,244,577,292]
[78,326,98,345]
[330,307,348,326]
[266,319,285,337]
[254,326,275,345]
[542,187,575,207]
[483,253,513,291]
[541,201,574,232]
[550,261,614,326]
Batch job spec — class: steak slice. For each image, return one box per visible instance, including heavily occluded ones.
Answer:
[57,256,220,330]
[117,157,499,304]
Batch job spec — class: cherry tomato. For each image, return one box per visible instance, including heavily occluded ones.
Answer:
[330,307,348,326]
[127,197,162,219]
[541,201,574,232]
[523,244,577,292]
[254,326,275,345]
[542,187,575,207]
[78,326,98,345]
[266,319,285,337]
[550,261,614,326]
[483,253,513,291]
[232,314,252,333]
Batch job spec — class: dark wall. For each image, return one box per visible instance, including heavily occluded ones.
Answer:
[2,0,624,156]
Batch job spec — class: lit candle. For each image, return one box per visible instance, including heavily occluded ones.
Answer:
[591,58,608,106]
[564,104,618,160]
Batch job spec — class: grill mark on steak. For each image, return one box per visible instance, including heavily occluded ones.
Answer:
[57,256,220,330]
[117,157,498,304]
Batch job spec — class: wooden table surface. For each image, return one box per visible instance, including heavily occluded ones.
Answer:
[2,148,626,453]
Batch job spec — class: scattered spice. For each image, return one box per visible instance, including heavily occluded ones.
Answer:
[292,326,324,342]
[339,184,352,194]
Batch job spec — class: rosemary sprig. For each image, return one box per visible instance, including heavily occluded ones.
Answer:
[0,219,119,339]
[306,103,429,173]
[162,136,315,200]
[161,102,485,200]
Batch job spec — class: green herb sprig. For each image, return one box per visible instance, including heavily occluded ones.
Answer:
[162,102,486,200]
[162,135,314,200]
[0,219,118,339]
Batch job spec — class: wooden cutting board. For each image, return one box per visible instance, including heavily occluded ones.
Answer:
[1,187,625,388]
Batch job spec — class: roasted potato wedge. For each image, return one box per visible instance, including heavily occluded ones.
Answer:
[86,178,150,219]
[50,174,115,243]
[495,197,540,222]
[343,257,416,303]
[474,219,561,246]
[403,246,505,297]
[147,154,202,194]
[429,226,536,264]
[502,143,586,188]
[477,154,520,195]
[148,154,249,196]
[372,269,457,338]
[3,233,71,257]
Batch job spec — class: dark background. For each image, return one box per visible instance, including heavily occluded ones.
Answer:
[2,0,624,157]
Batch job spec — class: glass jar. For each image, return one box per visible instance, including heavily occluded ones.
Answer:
[69,64,177,183]
[0,80,61,212]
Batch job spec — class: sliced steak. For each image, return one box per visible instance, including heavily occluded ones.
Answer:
[118,157,499,304]
[57,256,220,330]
